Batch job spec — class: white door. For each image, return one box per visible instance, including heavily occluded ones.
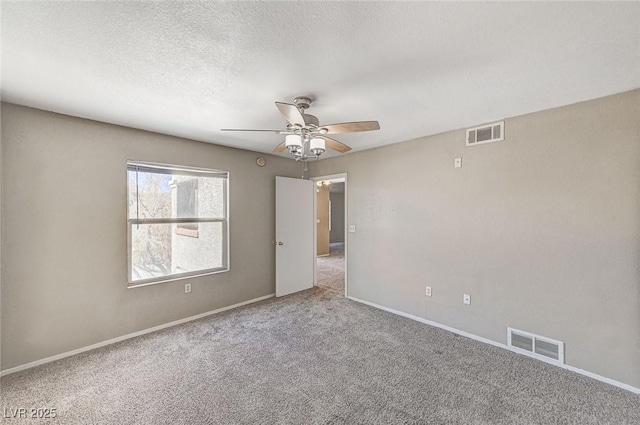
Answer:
[276,176,314,297]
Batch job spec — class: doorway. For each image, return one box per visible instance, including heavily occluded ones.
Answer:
[312,174,347,297]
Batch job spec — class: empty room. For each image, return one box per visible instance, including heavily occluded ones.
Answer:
[1,2,639,424]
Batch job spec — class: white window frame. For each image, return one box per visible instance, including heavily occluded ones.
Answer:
[127,161,230,288]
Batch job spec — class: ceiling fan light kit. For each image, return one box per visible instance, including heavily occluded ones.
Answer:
[309,138,325,156]
[283,134,326,159]
[222,96,380,161]
[285,134,302,149]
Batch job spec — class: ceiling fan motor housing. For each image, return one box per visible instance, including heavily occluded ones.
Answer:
[293,96,312,110]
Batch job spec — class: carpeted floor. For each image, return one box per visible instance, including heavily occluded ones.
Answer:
[2,286,639,424]
[316,242,345,293]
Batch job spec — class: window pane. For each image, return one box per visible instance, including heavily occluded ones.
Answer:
[128,170,225,220]
[130,222,226,283]
[128,170,172,220]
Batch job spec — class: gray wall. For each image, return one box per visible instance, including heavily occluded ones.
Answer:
[0,103,301,370]
[330,192,345,243]
[309,89,640,388]
[0,102,3,370]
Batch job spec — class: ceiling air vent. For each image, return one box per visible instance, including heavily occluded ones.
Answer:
[466,121,504,146]
[507,327,564,365]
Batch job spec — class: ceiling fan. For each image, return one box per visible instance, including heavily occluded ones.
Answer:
[221,96,380,161]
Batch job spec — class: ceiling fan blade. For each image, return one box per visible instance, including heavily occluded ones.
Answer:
[275,102,305,126]
[321,121,380,134]
[320,135,351,153]
[273,142,286,153]
[221,129,283,133]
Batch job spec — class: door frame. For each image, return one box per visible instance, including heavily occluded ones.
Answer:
[310,173,348,297]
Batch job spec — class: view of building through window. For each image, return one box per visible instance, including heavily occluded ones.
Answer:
[127,162,228,285]
[176,179,198,235]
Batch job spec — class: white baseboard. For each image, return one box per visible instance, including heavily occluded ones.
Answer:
[348,296,640,395]
[1,293,275,377]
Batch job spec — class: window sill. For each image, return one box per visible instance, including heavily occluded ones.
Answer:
[127,267,230,289]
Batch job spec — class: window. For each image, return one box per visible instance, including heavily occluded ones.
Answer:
[127,161,229,286]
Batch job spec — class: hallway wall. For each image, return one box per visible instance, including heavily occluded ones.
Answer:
[330,192,345,243]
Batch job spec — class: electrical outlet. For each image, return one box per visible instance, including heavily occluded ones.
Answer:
[425,286,432,297]
[349,225,356,233]
[185,283,191,294]
[463,294,470,305]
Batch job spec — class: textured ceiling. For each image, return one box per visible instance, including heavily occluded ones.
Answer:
[2,2,639,158]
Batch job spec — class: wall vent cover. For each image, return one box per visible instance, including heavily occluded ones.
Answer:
[466,121,504,146]
[507,327,564,365]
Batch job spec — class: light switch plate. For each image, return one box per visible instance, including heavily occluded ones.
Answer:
[349,225,356,233]
[463,294,470,305]
[454,157,462,168]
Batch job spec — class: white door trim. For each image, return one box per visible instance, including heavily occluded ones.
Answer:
[311,173,348,297]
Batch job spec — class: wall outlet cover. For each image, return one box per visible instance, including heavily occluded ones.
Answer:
[426,286,432,297]
[185,283,192,294]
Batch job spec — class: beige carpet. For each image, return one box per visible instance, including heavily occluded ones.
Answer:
[316,242,344,293]
[2,285,639,424]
